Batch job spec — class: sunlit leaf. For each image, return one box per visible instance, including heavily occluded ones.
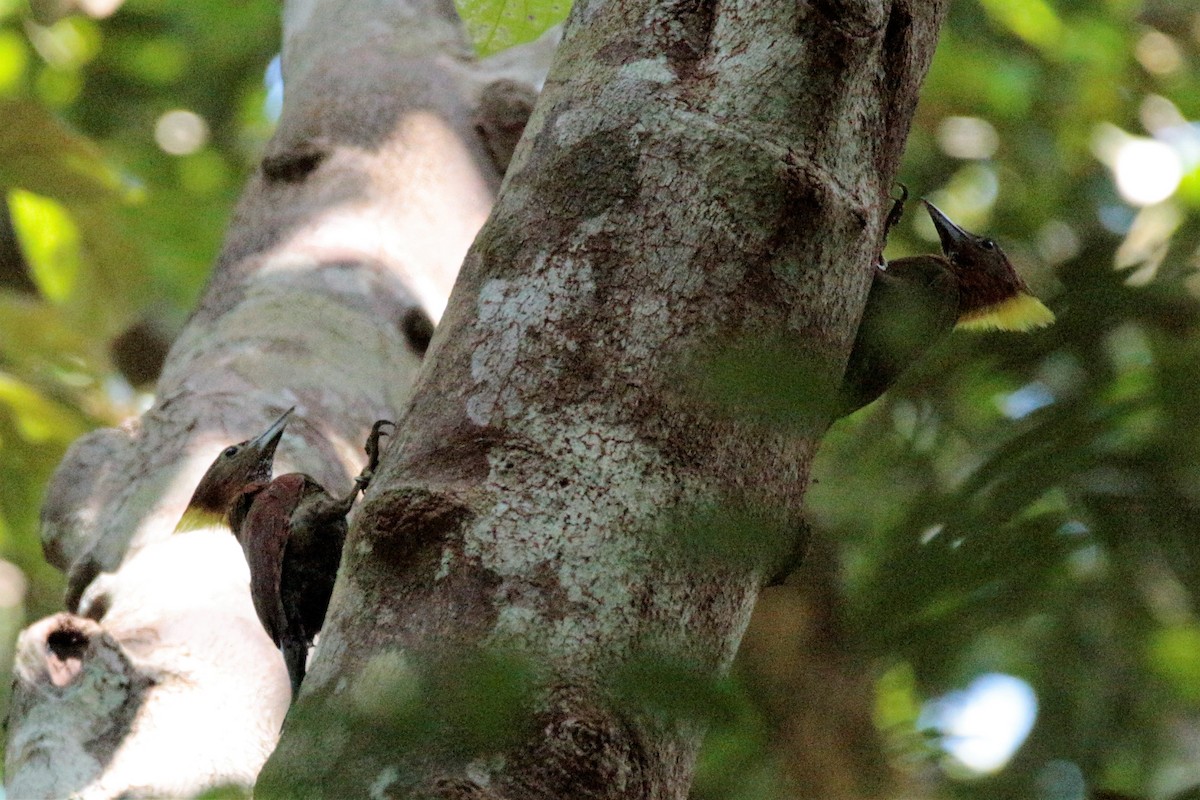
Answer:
[978,0,1063,51]
[455,0,569,57]
[1146,625,1200,706]
[7,188,80,303]
[24,17,101,70]
[0,29,29,95]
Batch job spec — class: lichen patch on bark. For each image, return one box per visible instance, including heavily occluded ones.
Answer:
[467,256,596,427]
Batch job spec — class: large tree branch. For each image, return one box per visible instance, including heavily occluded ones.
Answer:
[4,1,544,795]
[261,0,945,796]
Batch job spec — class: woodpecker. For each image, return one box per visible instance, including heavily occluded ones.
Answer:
[177,409,392,695]
[839,197,1054,415]
[175,408,292,536]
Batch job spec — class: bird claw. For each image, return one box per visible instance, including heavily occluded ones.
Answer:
[355,420,395,492]
[885,183,908,234]
[364,420,394,468]
[878,182,908,268]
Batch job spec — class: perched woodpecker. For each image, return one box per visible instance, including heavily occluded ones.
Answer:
[839,198,1054,415]
[177,409,392,696]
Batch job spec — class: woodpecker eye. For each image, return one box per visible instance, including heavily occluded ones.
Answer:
[980,239,996,250]
[223,446,240,457]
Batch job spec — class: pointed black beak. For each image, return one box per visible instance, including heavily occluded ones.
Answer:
[923,200,972,256]
[248,407,293,464]
[181,407,295,521]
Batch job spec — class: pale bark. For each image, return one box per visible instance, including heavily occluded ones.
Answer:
[259,0,945,797]
[5,0,545,796]
[8,0,944,795]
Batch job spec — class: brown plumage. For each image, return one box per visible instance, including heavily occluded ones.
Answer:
[923,200,1053,331]
[238,473,355,694]
[838,198,1054,416]
[179,410,392,696]
[178,409,292,532]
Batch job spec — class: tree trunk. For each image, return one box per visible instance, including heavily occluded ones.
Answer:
[3,0,554,796]
[6,0,944,796]
[258,0,946,797]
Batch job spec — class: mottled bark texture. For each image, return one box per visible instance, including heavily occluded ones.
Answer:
[4,0,548,795]
[260,0,945,797]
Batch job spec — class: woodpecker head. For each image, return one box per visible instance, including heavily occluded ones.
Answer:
[175,407,293,533]
[923,200,1054,332]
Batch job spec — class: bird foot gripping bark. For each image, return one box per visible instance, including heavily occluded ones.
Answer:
[877,182,907,267]
[353,419,395,494]
[312,419,394,523]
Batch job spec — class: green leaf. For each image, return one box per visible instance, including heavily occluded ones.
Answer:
[7,188,80,303]
[455,0,570,57]
[1146,625,1200,706]
[978,0,1063,51]
[0,29,30,96]
[0,101,146,331]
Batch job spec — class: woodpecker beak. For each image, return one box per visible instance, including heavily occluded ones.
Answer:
[229,405,293,500]
[222,406,293,489]
[922,200,971,257]
[176,406,296,530]
[248,407,293,464]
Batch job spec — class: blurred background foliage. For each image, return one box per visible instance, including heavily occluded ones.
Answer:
[784,0,1200,798]
[0,0,1198,799]
[0,0,283,727]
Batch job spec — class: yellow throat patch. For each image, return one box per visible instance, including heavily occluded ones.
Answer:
[174,507,229,534]
[957,292,1055,332]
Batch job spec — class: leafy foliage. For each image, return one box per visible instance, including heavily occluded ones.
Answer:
[2,0,1200,798]
[800,1,1200,796]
